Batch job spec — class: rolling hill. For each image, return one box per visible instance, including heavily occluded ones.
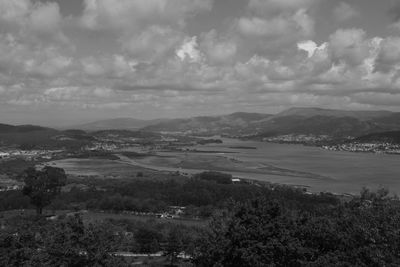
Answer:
[142,108,400,138]
[353,131,400,144]
[2,108,400,145]
[71,118,167,131]
[142,112,273,135]
[0,123,93,149]
[273,107,393,120]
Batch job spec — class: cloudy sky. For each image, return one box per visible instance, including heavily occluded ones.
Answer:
[1,0,400,126]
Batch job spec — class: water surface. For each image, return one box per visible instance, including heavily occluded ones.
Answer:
[184,138,400,194]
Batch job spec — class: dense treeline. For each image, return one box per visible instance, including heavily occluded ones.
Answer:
[194,188,400,266]
[57,179,338,216]
[0,214,127,266]
[0,212,203,266]
[2,185,400,266]
[0,173,340,217]
[3,168,400,266]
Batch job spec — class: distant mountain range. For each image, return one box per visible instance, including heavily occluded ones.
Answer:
[272,107,393,120]
[0,124,93,149]
[0,124,54,133]
[2,108,400,147]
[61,108,400,138]
[141,108,400,138]
[70,118,167,131]
[142,112,273,135]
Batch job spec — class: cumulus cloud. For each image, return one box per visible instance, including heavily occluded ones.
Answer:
[79,0,213,65]
[200,30,237,64]
[176,36,202,63]
[329,28,370,66]
[80,0,213,31]
[80,54,135,79]
[248,0,319,15]
[124,26,184,62]
[333,2,359,22]
[374,37,400,73]
[29,2,62,34]
[44,86,115,102]
[234,0,316,59]
[3,0,400,123]
[298,40,318,57]
[0,0,31,24]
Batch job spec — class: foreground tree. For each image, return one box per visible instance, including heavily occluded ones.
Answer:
[165,226,184,266]
[21,166,67,215]
[194,194,400,266]
[194,199,304,266]
[0,214,127,266]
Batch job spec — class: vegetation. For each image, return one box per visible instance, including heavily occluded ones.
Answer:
[194,188,400,266]
[194,171,233,184]
[21,166,67,215]
[0,214,127,266]
[1,165,400,265]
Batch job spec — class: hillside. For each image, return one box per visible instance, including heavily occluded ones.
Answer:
[0,124,53,133]
[143,112,273,135]
[274,107,393,120]
[0,123,93,149]
[71,118,167,131]
[257,115,400,138]
[353,131,400,144]
[141,108,400,138]
[2,108,400,145]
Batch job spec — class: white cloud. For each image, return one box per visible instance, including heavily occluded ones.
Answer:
[3,0,400,120]
[176,36,202,63]
[238,10,314,39]
[29,2,62,34]
[248,0,319,15]
[80,54,134,79]
[333,2,359,22]
[200,30,237,64]
[93,87,113,98]
[124,26,183,62]
[235,6,315,59]
[81,0,212,31]
[329,28,370,66]
[81,57,106,77]
[298,40,318,57]
[0,0,31,23]
[44,87,81,101]
[374,37,400,73]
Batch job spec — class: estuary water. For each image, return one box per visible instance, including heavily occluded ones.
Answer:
[184,138,400,195]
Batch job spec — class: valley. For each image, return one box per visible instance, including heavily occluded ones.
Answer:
[2,107,400,196]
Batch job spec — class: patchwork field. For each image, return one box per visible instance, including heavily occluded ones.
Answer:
[42,158,180,181]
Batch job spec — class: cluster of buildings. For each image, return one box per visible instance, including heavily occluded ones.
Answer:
[0,174,23,192]
[322,142,400,154]
[263,134,331,144]
[83,142,118,151]
[0,148,63,161]
[0,184,22,192]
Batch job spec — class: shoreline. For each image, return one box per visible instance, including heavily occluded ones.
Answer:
[114,154,357,197]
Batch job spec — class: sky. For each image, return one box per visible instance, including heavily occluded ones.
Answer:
[1,0,400,126]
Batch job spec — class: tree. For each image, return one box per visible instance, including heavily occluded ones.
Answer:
[194,199,305,266]
[0,214,127,266]
[135,226,162,253]
[21,166,67,215]
[165,227,184,266]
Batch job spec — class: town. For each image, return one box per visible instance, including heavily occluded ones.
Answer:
[322,142,400,154]
[263,134,332,145]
